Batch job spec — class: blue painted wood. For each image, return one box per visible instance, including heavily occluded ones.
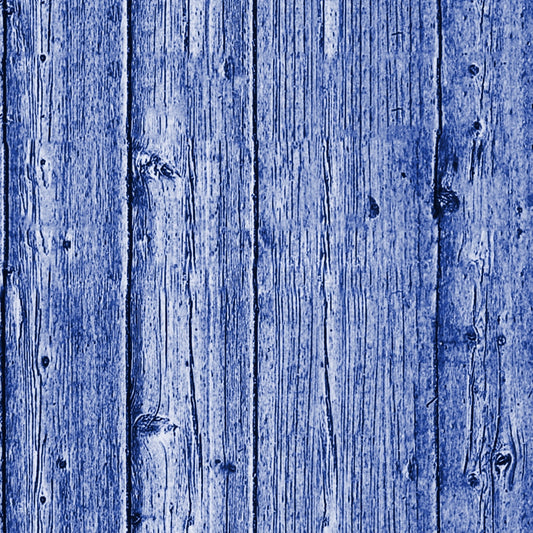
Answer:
[255,0,440,530]
[4,0,128,530]
[129,0,253,530]
[1,0,531,530]
[437,1,533,530]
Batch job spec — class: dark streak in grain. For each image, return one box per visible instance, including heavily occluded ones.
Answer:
[433,0,443,529]
[126,0,133,527]
[251,0,259,527]
[1,0,8,529]
[188,295,203,492]
[323,296,337,475]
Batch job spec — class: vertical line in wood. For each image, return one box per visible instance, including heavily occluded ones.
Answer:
[432,0,443,218]
[1,1,8,531]
[125,0,133,528]
[251,0,259,528]
[433,0,443,530]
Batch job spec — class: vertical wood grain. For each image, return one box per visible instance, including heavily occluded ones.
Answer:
[0,6,5,531]
[129,0,253,530]
[256,0,440,530]
[437,0,533,530]
[0,0,530,529]
[4,0,128,530]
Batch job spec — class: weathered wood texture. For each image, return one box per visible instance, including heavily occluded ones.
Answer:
[129,0,253,530]
[256,0,440,531]
[2,0,533,531]
[437,0,533,530]
[4,1,127,530]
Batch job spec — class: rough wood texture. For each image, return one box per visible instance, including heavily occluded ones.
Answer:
[4,1,127,530]
[256,0,440,530]
[437,0,533,530]
[129,0,253,530]
[1,0,532,530]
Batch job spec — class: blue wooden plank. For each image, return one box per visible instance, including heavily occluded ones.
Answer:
[4,0,128,529]
[129,0,253,530]
[437,1,533,530]
[255,0,440,530]
[0,0,530,530]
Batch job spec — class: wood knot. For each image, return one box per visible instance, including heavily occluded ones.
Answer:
[468,64,479,76]
[216,459,237,473]
[465,325,478,343]
[368,195,380,219]
[494,451,513,478]
[134,414,176,436]
[136,153,180,181]
[467,472,480,488]
[435,188,460,217]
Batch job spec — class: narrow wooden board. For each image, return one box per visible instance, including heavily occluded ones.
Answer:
[129,0,253,530]
[255,0,440,530]
[4,1,128,530]
[437,1,533,530]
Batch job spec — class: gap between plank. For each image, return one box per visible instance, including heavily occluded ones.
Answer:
[1,1,9,531]
[432,0,443,530]
[125,0,133,529]
[251,0,259,528]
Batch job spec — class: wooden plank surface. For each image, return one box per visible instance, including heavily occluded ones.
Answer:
[1,0,532,530]
[255,0,440,530]
[437,0,533,530]
[4,0,128,530]
[129,0,253,530]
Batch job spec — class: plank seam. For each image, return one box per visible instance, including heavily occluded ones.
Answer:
[1,0,9,530]
[432,0,443,529]
[125,0,133,528]
[251,0,259,527]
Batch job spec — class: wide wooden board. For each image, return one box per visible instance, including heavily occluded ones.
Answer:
[4,1,128,530]
[255,0,440,530]
[129,0,253,530]
[437,1,533,530]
